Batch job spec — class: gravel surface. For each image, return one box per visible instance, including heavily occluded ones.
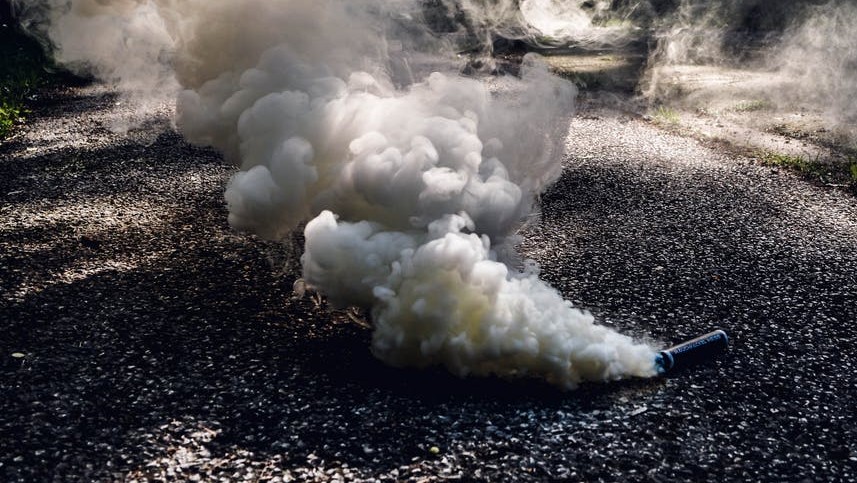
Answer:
[2,86,856,482]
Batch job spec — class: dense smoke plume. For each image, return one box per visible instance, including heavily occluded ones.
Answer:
[15,0,660,388]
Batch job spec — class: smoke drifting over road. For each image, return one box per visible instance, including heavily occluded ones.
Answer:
[431,1,857,125]
[772,1,857,123]
[492,0,857,124]
[12,0,178,108]
[644,0,857,123]
[15,0,659,388]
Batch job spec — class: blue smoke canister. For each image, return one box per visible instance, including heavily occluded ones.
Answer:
[655,329,729,374]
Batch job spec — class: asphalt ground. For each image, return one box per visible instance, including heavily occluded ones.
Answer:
[1,85,856,481]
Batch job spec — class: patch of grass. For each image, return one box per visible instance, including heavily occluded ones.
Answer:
[733,99,770,112]
[651,105,680,126]
[758,150,857,194]
[759,151,824,177]
[0,20,59,138]
[0,100,23,137]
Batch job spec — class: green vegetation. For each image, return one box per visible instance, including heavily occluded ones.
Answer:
[733,99,770,112]
[759,151,825,177]
[0,20,56,138]
[651,105,680,126]
[0,101,22,137]
[759,150,857,193]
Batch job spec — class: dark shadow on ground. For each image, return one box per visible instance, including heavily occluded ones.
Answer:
[1,130,223,205]
[2,87,856,481]
[1,209,662,479]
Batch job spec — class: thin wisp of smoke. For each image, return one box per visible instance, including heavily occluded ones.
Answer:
[641,0,857,125]
[448,0,857,126]
[773,1,857,123]
[17,0,660,388]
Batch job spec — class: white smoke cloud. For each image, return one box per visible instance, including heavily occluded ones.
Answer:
[517,0,643,47]
[18,0,660,388]
[303,211,656,386]
[446,0,646,52]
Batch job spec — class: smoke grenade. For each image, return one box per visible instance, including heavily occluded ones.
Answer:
[655,330,729,374]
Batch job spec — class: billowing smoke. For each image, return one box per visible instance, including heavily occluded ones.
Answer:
[17,0,660,388]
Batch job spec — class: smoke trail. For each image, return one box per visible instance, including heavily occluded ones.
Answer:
[441,0,857,126]
[452,0,650,50]
[12,0,179,111]
[18,0,659,388]
[516,0,650,48]
[642,0,857,125]
[772,1,857,123]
